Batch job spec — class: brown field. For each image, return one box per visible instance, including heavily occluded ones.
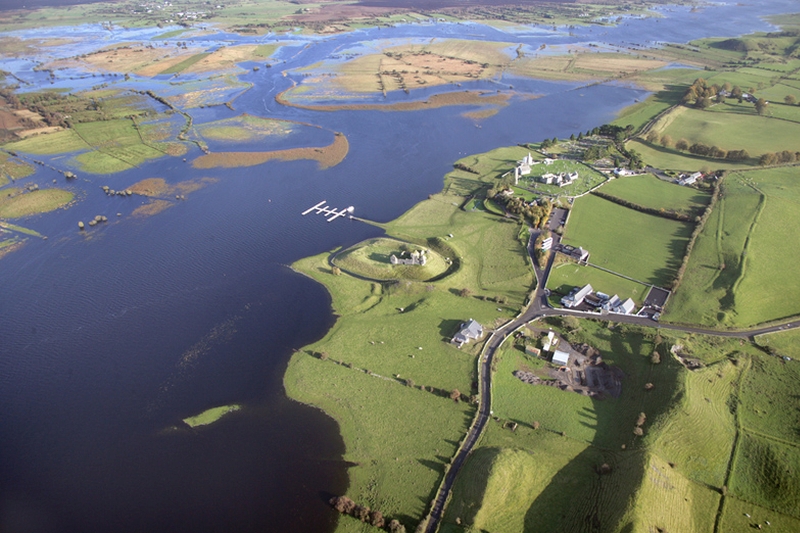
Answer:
[325,39,511,93]
[16,126,64,138]
[510,52,666,81]
[132,199,173,218]
[572,54,666,74]
[192,131,349,170]
[48,45,197,76]
[179,45,281,74]
[462,107,501,120]
[278,87,515,112]
[45,43,281,78]
[126,177,217,197]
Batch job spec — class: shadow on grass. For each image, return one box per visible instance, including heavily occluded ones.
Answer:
[439,318,463,340]
[519,325,684,532]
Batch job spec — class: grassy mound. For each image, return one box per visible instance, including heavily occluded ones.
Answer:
[0,188,73,218]
[334,238,449,282]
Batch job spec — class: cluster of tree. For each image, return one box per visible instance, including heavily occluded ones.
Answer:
[583,144,609,161]
[489,194,553,228]
[672,180,721,290]
[759,150,800,166]
[329,496,406,532]
[591,190,692,222]
[453,162,479,174]
[657,133,750,161]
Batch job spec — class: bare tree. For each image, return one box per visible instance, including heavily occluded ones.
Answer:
[450,389,461,402]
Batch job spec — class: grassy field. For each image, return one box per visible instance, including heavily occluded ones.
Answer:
[626,138,756,172]
[182,404,241,428]
[623,452,720,533]
[754,329,800,359]
[730,431,800,518]
[546,262,649,305]
[649,104,800,155]
[0,152,35,183]
[6,116,184,174]
[0,189,73,218]
[283,140,541,530]
[651,361,738,488]
[5,128,88,155]
[196,115,294,143]
[721,496,800,532]
[598,173,710,216]
[384,198,533,300]
[739,353,800,444]
[562,194,693,287]
[516,158,608,197]
[491,320,681,449]
[666,168,800,327]
[441,318,712,533]
[334,237,449,281]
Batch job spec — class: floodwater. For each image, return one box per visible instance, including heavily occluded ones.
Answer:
[1,2,797,531]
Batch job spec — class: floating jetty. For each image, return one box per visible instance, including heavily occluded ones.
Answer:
[302,200,355,222]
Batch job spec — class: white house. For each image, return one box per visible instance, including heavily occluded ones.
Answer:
[561,284,593,308]
[542,330,556,352]
[451,319,484,348]
[677,172,702,186]
[552,349,570,366]
[614,298,636,315]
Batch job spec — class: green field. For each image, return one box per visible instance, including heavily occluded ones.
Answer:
[182,404,241,428]
[285,160,536,530]
[667,167,800,327]
[754,329,800,359]
[730,432,800,518]
[654,105,800,155]
[516,159,608,197]
[599,173,710,216]
[196,115,294,142]
[6,117,186,174]
[441,319,726,533]
[157,52,211,75]
[739,353,800,443]
[0,189,73,218]
[626,138,756,172]
[334,237,449,282]
[562,194,693,287]
[546,262,649,305]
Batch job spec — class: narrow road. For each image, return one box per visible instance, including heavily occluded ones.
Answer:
[423,231,799,533]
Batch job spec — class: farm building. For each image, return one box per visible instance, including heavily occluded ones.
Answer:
[542,330,556,352]
[561,284,593,308]
[552,349,570,366]
[525,345,541,357]
[677,172,702,186]
[451,319,484,348]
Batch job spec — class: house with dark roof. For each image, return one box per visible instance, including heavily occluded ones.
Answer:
[451,319,484,348]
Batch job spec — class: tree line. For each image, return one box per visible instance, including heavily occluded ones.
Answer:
[590,190,693,222]
[672,179,722,290]
[329,495,406,532]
